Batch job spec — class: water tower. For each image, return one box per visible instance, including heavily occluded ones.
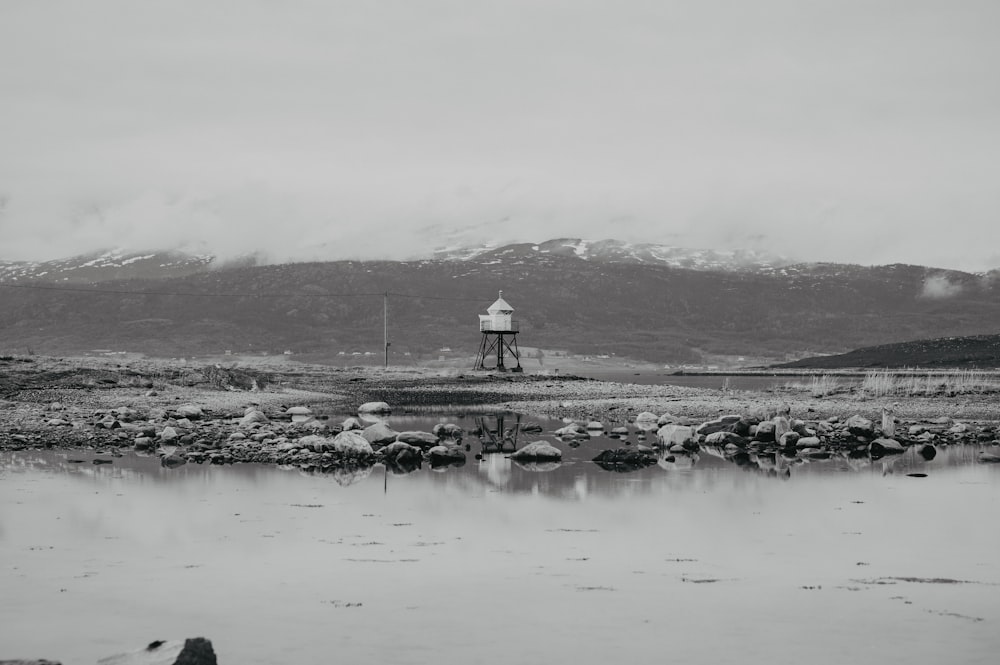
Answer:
[474,290,522,372]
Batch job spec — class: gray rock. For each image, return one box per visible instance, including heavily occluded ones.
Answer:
[331,431,374,455]
[427,445,466,464]
[510,441,563,461]
[239,409,268,427]
[778,431,800,448]
[432,423,464,439]
[704,431,747,447]
[754,421,776,442]
[362,422,399,446]
[395,431,439,449]
[845,415,875,437]
[656,424,695,448]
[358,401,391,414]
[175,404,203,420]
[795,436,822,449]
[869,438,904,454]
[695,415,742,437]
[159,426,178,442]
[341,417,364,431]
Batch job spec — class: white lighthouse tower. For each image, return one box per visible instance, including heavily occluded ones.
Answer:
[474,290,522,371]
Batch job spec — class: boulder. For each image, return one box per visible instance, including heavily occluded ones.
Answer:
[358,401,391,414]
[159,427,178,442]
[869,438,905,455]
[331,431,374,456]
[656,413,680,427]
[773,416,791,440]
[341,417,364,431]
[286,406,313,423]
[696,415,742,437]
[585,421,604,431]
[554,423,588,437]
[432,423,464,440]
[97,637,217,665]
[175,404,203,420]
[380,441,422,462]
[778,431,800,448]
[239,409,268,427]
[362,422,399,446]
[704,431,748,447]
[754,421,776,442]
[380,441,422,472]
[656,424,694,448]
[846,415,875,438]
[510,441,563,461]
[427,445,466,465]
[395,431,439,449]
[795,436,822,449]
[592,448,656,471]
[298,434,334,453]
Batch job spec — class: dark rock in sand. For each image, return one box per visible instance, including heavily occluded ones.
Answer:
[918,444,937,461]
[96,637,216,665]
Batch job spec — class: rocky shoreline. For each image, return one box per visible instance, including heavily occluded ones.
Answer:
[2,356,1000,473]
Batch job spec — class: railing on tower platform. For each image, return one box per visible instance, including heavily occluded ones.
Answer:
[479,320,520,332]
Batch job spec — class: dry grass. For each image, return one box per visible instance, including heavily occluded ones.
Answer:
[782,374,843,397]
[859,369,1000,398]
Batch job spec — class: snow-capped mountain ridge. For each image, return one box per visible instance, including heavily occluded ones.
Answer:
[435,238,793,272]
[0,249,216,283]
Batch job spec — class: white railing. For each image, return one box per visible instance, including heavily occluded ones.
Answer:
[480,320,519,332]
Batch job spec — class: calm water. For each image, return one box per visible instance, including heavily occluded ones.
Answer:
[2,412,999,664]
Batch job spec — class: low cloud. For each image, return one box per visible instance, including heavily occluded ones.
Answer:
[921,275,964,299]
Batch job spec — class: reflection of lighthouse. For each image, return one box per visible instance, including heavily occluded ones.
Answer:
[473,290,522,372]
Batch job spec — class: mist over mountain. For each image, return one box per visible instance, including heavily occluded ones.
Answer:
[1,239,998,366]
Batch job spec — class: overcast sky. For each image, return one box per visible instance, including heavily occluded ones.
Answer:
[1,0,998,270]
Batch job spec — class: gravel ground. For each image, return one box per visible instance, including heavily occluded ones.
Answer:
[3,356,1000,444]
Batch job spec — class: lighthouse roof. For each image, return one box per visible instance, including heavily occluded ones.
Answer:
[487,291,514,314]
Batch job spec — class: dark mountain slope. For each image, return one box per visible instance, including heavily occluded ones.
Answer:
[776,334,1000,369]
[1,254,997,364]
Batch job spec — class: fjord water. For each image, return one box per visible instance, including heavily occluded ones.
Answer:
[2,413,999,665]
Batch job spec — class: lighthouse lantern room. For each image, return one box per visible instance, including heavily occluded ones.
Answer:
[474,290,522,372]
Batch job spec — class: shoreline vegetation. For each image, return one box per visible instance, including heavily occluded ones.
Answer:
[2,355,999,469]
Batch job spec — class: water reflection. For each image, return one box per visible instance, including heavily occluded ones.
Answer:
[3,440,1000,665]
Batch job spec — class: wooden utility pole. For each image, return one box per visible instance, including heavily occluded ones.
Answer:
[383,291,389,368]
